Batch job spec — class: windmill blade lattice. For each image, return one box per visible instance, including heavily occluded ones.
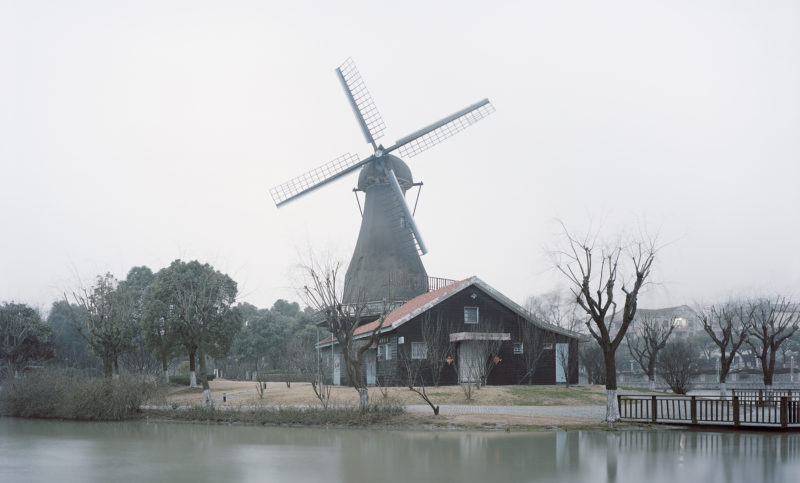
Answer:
[384,166,427,255]
[395,100,495,158]
[337,58,386,147]
[269,153,367,206]
[382,174,427,256]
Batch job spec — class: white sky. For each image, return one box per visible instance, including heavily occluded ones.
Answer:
[2,0,798,313]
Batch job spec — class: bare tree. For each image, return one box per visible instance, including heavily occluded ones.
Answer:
[580,343,606,384]
[420,310,452,387]
[517,318,550,384]
[626,314,675,391]
[658,338,698,394]
[300,257,388,411]
[478,339,504,389]
[699,301,752,396]
[67,273,138,379]
[399,345,439,414]
[554,225,656,421]
[527,290,584,387]
[747,296,799,389]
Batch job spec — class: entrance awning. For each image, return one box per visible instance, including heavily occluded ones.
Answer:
[449,332,511,342]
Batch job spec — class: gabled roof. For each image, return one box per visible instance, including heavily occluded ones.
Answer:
[316,276,589,348]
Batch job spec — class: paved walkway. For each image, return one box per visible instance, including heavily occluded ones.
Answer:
[405,404,605,419]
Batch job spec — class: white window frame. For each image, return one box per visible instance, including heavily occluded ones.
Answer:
[411,341,427,360]
[513,342,524,355]
[464,306,479,324]
[544,343,554,350]
[380,343,392,361]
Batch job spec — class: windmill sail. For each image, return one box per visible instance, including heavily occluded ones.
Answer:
[390,99,495,158]
[269,153,371,206]
[383,166,427,255]
[336,58,386,149]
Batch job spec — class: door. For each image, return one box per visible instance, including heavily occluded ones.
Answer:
[365,350,376,386]
[555,343,568,383]
[333,354,341,386]
[458,341,481,383]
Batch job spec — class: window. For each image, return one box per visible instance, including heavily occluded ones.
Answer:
[513,342,524,355]
[544,343,553,350]
[464,306,479,324]
[379,343,392,361]
[411,341,427,359]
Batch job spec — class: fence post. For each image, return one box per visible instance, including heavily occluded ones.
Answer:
[691,396,697,424]
[617,394,622,418]
[780,396,788,429]
[651,396,657,423]
[733,396,740,426]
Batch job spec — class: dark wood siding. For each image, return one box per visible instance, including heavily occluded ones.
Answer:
[322,284,582,386]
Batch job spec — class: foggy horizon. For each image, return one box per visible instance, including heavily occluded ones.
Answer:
[2,1,798,315]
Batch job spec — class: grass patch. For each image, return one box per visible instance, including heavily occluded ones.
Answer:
[153,403,405,427]
[505,386,605,405]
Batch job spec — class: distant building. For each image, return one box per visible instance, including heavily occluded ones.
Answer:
[634,305,700,338]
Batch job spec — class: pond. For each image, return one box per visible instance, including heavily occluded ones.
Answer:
[1,418,798,483]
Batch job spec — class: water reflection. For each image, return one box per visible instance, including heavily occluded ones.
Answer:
[1,419,798,483]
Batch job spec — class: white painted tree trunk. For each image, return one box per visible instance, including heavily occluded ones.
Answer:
[163,370,170,385]
[648,379,656,391]
[719,382,727,397]
[203,389,212,407]
[357,387,369,411]
[190,371,197,388]
[606,389,620,422]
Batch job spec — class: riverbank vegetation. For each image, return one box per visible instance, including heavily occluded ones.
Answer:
[152,402,404,427]
[0,369,160,420]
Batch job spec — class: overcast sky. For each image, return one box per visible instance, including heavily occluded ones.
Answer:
[2,0,798,314]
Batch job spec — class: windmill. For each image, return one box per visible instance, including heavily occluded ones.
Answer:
[270,58,494,305]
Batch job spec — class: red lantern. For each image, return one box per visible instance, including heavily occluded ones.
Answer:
[493,356,501,365]
[446,356,453,365]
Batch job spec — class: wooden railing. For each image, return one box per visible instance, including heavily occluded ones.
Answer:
[619,394,800,429]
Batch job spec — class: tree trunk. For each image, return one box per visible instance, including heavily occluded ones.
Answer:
[198,348,212,407]
[161,355,169,384]
[603,350,620,422]
[648,378,655,392]
[103,354,113,379]
[357,387,369,411]
[719,381,727,397]
[606,389,620,422]
[761,352,773,386]
[189,349,197,388]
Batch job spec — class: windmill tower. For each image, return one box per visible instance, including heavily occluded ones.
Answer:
[270,58,494,305]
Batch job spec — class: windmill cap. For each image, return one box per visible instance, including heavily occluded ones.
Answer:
[358,154,414,190]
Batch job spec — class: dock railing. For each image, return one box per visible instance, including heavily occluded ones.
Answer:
[618,393,800,429]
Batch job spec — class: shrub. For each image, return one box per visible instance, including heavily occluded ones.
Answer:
[0,368,161,420]
[168,374,215,386]
[159,402,405,426]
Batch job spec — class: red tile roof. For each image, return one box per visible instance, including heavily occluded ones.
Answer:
[317,278,472,345]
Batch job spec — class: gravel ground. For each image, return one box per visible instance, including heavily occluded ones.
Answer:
[406,404,605,419]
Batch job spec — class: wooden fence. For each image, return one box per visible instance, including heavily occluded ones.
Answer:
[619,394,800,429]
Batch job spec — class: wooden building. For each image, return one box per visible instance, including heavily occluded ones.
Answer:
[317,276,586,387]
